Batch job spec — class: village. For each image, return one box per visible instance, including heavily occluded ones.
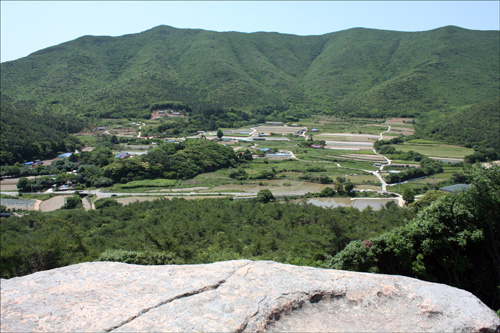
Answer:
[1,114,476,214]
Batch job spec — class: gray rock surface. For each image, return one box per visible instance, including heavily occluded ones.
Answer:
[1,260,499,332]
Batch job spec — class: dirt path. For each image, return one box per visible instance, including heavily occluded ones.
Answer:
[33,199,42,211]
[82,197,92,210]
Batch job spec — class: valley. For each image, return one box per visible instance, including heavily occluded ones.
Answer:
[1,116,470,212]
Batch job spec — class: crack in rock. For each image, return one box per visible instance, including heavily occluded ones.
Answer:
[104,264,249,332]
[257,290,347,332]
[236,294,268,333]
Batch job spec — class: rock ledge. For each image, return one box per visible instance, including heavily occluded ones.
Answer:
[1,260,499,332]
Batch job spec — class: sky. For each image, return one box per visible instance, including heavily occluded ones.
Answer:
[1,1,499,62]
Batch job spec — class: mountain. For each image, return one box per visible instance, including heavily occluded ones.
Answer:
[1,25,498,118]
[1,25,499,163]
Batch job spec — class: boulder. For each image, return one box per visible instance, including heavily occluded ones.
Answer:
[1,260,499,332]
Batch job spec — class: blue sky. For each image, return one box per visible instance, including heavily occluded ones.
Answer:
[1,1,499,62]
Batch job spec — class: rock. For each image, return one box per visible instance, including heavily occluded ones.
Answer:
[1,260,498,332]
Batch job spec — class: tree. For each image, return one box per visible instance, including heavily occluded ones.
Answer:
[403,188,415,205]
[217,129,224,140]
[256,189,274,203]
[319,187,335,197]
[62,196,82,209]
[345,181,355,195]
[17,177,31,192]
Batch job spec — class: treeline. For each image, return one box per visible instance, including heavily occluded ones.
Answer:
[325,164,500,310]
[0,197,414,279]
[0,98,86,165]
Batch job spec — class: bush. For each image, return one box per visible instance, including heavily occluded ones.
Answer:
[62,196,82,209]
[256,189,274,203]
[94,198,122,210]
[97,249,184,265]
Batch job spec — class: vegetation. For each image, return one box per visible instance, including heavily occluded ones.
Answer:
[1,26,499,162]
[324,164,500,309]
[1,197,413,278]
[0,96,85,165]
[7,139,237,190]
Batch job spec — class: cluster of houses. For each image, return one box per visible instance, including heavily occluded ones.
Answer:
[151,109,183,120]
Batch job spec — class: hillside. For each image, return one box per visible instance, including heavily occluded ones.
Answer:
[1,25,498,118]
[1,25,499,163]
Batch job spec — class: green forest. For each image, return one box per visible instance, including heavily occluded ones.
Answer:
[1,164,498,309]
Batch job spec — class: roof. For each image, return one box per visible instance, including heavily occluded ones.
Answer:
[439,184,471,193]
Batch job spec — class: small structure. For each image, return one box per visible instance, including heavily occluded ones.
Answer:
[439,184,471,193]
[259,148,271,152]
[114,152,131,159]
[58,153,73,158]
[311,129,319,132]
[311,144,322,149]
[57,185,70,191]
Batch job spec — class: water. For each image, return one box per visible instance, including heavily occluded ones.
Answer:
[305,197,399,210]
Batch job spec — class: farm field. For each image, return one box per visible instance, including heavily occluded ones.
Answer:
[2,115,477,211]
[393,140,474,158]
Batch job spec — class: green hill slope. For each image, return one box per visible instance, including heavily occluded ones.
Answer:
[2,25,498,118]
[1,25,499,163]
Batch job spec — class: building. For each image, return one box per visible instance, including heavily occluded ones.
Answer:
[114,152,131,159]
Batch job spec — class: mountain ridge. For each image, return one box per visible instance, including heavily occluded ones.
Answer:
[2,25,498,117]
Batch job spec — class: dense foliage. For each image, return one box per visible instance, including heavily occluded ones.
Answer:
[103,139,237,182]
[417,97,500,156]
[324,164,500,309]
[0,96,85,165]
[0,198,413,279]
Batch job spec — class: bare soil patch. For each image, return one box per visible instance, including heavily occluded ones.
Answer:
[252,126,306,135]
[385,118,414,125]
[40,195,71,212]
[326,154,386,163]
[116,195,225,205]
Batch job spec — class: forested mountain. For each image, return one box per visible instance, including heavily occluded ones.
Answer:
[0,94,85,165]
[1,25,499,163]
[1,25,498,118]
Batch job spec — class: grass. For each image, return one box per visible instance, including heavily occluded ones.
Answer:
[394,142,474,158]
[11,193,55,201]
